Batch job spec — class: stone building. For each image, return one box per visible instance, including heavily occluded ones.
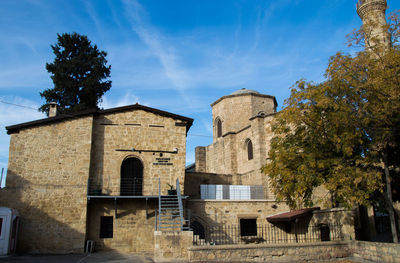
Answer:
[193,88,277,195]
[1,0,394,256]
[0,92,352,255]
[0,104,193,253]
[183,89,347,240]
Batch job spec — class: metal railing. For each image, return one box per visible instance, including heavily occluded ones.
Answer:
[200,185,273,200]
[120,178,144,196]
[176,178,184,230]
[192,223,343,246]
[87,177,160,196]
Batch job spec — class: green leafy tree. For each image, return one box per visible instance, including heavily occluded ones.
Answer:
[39,33,111,115]
[263,13,400,242]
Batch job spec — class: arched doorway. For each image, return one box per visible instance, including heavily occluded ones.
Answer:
[120,157,143,196]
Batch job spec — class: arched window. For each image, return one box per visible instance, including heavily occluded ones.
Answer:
[120,157,143,196]
[216,118,222,138]
[246,139,253,160]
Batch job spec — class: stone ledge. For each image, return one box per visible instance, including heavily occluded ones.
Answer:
[188,240,350,251]
[188,199,279,203]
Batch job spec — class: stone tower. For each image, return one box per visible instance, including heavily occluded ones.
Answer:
[356,0,390,49]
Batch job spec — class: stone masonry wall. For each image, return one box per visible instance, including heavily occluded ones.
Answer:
[194,147,206,173]
[204,137,230,175]
[186,240,400,263]
[351,241,400,263]
[211,95,253,141]
[188,241,351,262]
[89,110,187,196]
[86,199,158,253]
[0,116,93,253]
[311,208,355,241]
[154,231,193,262]
[187,200,289,226]
[211,94,275,142]
[184,172,233,199]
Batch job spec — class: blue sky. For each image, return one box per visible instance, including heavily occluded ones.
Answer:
[1,0,399,187]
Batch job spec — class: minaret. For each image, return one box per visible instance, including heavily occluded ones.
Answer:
[357,0,390,49]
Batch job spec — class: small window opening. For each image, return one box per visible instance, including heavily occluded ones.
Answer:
[240,218,257,236]
[0,218,3,236]
[216,118,222,138]
[191,221,205,239]
[247,140,253,160]
[100,216,113,238]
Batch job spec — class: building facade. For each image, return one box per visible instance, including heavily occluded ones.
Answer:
[194,88,277,197]
[0,104,193,253]
[2,0,393,255]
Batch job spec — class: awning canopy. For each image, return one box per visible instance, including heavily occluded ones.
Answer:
[267,207,320,223]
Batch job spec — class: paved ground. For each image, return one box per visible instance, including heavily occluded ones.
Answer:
[0,252,154,263]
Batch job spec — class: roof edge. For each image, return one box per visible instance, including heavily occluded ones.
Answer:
[6,103,194,135]
[211,93,278,108]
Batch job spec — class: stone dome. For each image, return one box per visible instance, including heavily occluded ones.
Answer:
[231,88,260,95]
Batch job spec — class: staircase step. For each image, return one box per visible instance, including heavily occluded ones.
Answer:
[157,189,184,230]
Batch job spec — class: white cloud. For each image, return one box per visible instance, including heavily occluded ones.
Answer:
[99,92,142,109]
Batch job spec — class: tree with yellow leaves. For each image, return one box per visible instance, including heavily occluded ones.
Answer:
[263,12,400,243]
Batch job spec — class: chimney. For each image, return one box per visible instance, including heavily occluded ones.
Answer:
[48,102,58,117]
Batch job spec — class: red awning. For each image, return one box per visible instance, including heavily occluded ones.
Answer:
[267,207,320,223]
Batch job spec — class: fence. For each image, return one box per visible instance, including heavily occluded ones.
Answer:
[200,185,265,200]
[87,177,160,196]
[193,223,343,246]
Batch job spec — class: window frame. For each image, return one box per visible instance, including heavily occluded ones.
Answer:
[99,216,113,239]
[240,218,257,236]
[216,118,222,138]
[246,139,253,160]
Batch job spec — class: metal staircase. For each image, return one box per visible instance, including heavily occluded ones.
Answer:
[157,178,185,231]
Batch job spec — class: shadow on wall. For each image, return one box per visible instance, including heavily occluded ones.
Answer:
[88,116,106,195]
[86,198,158,253]
[0,171,86,254]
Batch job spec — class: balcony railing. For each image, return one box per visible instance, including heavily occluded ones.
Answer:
[87,177,160,196]
[200,185,272,200]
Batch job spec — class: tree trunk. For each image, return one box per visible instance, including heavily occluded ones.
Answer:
[383,152,399,243]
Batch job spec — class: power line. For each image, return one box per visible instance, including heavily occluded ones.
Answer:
[0,100,38,111]
[0,99,214,138]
